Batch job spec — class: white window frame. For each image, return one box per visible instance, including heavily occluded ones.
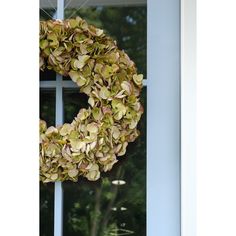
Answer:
[40,0,196,235]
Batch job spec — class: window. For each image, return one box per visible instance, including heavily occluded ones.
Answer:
[40,1,147,236]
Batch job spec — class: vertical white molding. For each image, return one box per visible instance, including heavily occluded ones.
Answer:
[57,0,64,20]
[54,181,63,236]
[147,0,181,235]
[181,0,196,235]
[54,69,64,236]
[56,75,64,125]
[54,1,64,236]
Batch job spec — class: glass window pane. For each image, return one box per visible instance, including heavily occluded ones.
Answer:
[40,0,56,21]
[63,76,71,81]
[40,89,56,127]
[40,88,55,235]
[63,88,89,123]
[40,69,56,81]
[40,8,56,20]
[62,88,146,236]
[40,182,54,236]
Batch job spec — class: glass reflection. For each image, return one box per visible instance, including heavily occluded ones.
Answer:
[40,183,54,236]
[63,88,89,123]
[40,1,56,81]
[40,88,55,236]
[40,89,56,127]
[63,88,146,236]
[40,69,56,81]
[40,8,56,21]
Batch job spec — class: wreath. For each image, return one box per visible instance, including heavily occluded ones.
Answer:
[40,17,143,183]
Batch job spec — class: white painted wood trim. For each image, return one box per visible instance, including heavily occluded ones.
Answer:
[54,1,64,236]
[54,181,63,236]
[181,0,196,235]
[147,0,181,235]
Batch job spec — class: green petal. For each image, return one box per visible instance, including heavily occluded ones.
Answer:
[87,123,99,134]
[99,87,110,99]
[68,169,79,178]
[50,173,58,181]
[133,74,143,86]
[40,40,48,49]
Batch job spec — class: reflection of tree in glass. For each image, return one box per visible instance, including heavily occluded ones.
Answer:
[63,89,89,123]
[40,8,56,20]
[63,89,146,236]
[40,89,55,127]
[40,183,54,236]
[65,6,147,77]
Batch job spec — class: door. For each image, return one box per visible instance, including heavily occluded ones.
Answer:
[40,0,180,235]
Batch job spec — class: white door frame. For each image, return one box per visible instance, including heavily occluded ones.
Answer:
[147,0,181,235]
[147,0,196,236]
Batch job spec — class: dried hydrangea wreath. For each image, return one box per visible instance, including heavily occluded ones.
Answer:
[40,17,143,183]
